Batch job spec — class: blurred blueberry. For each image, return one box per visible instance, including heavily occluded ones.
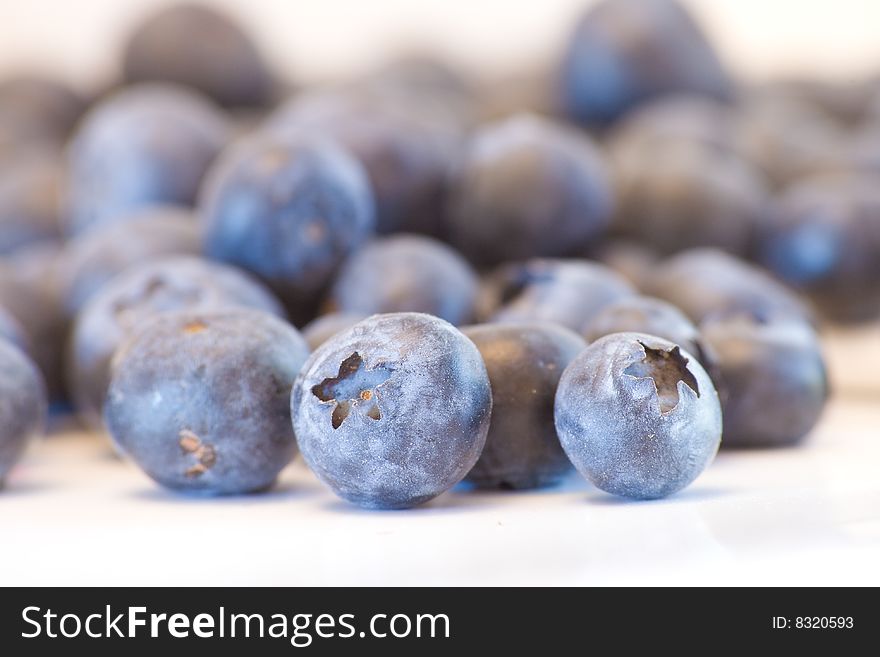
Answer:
[701,312,828,448]
[559,0,732,126]
[105,309,308,494]
[0,306,30,355]
[59,206,200,317]
[269,89,457,236]
[0,147,64,254]
[122,3,275,108]
[555,332,721,499]
[645,248,812,324]
[292,312,491,509]
[463,323,584,489]
[68,256,285,430]
[302,312,368,352]
[0,339,47,487]
[760,174,880,323]
[330,234,479,325]
[583,296,711,366]
[590,239,660,289]
[447,114,612,266]
[200,133,375,322]
[486,259,635,332]
[612,138,769,255]
[0,74,84,146]
[66,84,229,235]
[0,243,68,401]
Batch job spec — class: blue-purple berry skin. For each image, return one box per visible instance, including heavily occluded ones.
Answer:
[447,114,613,266]
[66,84,228,235]
[302,312,368,352]
[292,312,491,510]
[200,134,375,322]
[105,310,308,494]
[583,296,709,365]
[331,234,479,325]
[0,339,47,486]
[701,313,828,448]
[463,323,585,490]
[489,259,635,332]
[645,248,812,325]
[559,0,732,126]
[555,332,721,500]
[68,256,285,430]
[59,206,200,316]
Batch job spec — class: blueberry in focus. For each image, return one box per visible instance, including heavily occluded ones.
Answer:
[447,114,613,266]
[760,174,880,323]
[122,3,275,108]
[200,133,375,323]
[292,312,491,509]
[66,84,229,235]
[555,332,721,500]
[302,312,368,351]
[583,296,709,366]
[269,90,457,236]
[330,234,479,325]
[558,0,732,126]
[701,312,828,448]
[68,256,285,430]
[486,259,635,332]
[0,339,47,487]
[59,206,200,317]
[0,148,65,255]
[105,310,308,494]
[645,248,812,325]
[463,323,585,490]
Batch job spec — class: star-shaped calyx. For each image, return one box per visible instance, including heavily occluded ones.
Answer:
[624,341,700,414]
[311,352,395,429]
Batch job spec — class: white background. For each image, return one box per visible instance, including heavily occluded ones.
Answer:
[2,0,880,88]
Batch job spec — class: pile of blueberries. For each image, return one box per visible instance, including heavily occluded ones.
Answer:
[5,0,872,508]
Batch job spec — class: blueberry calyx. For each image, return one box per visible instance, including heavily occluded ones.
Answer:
[623,341,700,414]
[311,352,395,429]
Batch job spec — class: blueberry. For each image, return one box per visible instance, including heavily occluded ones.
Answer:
[559,0,732,126]
[462,323,585,489]
[583,296,709,366]
[68,256,285,430]
[0,244,68,401]
[0,75,84,146]
[269,90,457,236]
[330,234,479,325]
[555,332,721,499]
[0,339,46,486]
[760,175,880,323]
[612,138,769,255]
[122,3,275,108]
[301,312,368,351]
[735,92,844,187]
[0,147,64,254]
[701,312,828,448]
[66,84,229,235]
[292,312,491,509]
[486,259,635,332]
[59,206,200,317]
[0,306,30,354]
[105,309,308,494]
[447,114,612,266]
[645,248,812,324]
[200,133,375,323]
[590,239,660,289]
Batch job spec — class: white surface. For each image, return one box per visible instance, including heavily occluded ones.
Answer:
[2,0,880,88]
[2,394,878,586]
